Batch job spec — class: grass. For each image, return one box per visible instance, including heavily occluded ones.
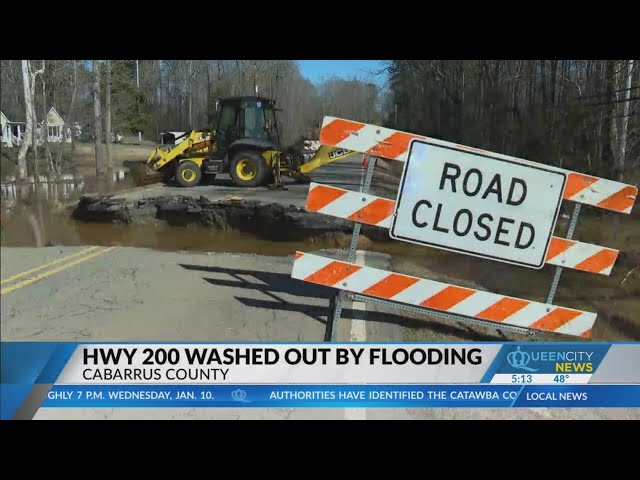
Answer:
[68,142,154,178]
[1,149,18,180]
[1,141,155,181]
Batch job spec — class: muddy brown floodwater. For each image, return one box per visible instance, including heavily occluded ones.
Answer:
[1,208,315,255]
[2,206,639,342]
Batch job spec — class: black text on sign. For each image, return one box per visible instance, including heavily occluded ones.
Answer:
[390,141,566,268]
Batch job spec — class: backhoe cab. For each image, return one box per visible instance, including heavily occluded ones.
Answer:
[216,96,281,188]
[146,95,357,188]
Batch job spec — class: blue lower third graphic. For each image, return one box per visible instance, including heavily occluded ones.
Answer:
[41,384,640,408]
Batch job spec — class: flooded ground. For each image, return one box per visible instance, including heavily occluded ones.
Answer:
[2,203,638,342]
[1,210,323,255]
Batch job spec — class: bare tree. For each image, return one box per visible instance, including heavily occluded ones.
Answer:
[93,60,104,180]
[187,60,202,128]
[17,60,44,181]
[387,59,639,181]
[617,59,635,180]
[40,60,57,176]
[15,60,47,246]
[63,60,78,180]
[105,59,113,185]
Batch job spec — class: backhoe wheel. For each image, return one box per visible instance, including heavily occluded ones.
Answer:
[176,161,202,187]
[230,151,268,188]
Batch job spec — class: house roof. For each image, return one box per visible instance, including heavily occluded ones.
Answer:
[46,107,65,126]
[0,111,24,125]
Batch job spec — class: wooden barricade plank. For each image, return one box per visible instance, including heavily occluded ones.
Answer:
[292,251,596,338]
[320,117,638,214]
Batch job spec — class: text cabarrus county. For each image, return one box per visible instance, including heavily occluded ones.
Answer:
[82,368,228,381]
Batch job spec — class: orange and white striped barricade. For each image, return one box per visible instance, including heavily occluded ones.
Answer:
[291,118,638,341]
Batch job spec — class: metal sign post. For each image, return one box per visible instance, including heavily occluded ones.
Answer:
[546,203,581,305]
[325,154,376,341]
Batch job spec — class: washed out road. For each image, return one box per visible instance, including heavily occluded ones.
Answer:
[2,156,636,419]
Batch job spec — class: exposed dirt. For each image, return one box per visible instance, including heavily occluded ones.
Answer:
[70,194,391,243]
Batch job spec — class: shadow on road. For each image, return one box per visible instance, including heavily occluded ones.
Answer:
[179,264,334,298]
[180,263,332,326]
[179,263,507,342]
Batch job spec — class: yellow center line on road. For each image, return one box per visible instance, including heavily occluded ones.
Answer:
[0,247,116,296]
[1,246,101,285]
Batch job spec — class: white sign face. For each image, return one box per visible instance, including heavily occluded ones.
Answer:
[390,140,566,269]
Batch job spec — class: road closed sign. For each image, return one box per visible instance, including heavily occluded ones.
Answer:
[390,140,567,268]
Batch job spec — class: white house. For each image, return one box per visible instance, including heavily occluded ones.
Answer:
[0,111,10,147]
[39,107,72,143]
[0,111,25,148]
[0,107,74,147]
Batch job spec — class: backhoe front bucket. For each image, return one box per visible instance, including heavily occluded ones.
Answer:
[121,160,161,186]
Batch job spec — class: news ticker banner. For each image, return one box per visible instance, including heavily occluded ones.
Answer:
[2,342,639,419]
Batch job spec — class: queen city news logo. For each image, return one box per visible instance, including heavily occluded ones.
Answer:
[508,347,539,372]
[506,346,594,373]
[232,389,251,403]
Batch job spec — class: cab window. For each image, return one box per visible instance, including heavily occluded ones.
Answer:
[243,100,267,139]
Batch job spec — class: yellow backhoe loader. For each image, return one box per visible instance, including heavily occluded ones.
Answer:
[141,96,357,189]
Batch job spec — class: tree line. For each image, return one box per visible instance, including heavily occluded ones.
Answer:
[1,59,385,183]
[1,59,637,185]
[386,60,638,181]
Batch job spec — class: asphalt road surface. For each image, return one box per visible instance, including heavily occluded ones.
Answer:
[1,246,401,343]
[2,245,637,420]
[1,245,405,420]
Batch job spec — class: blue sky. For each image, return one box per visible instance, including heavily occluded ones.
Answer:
[298,60,388,86]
